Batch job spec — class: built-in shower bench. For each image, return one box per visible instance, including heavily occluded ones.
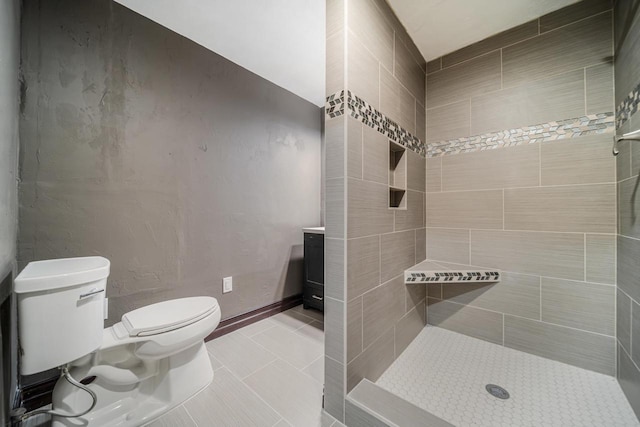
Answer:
[404,260,500,284]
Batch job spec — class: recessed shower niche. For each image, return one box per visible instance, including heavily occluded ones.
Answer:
[389,141,407,209]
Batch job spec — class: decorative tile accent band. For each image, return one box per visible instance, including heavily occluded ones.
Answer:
[325,90,426,157]
[405,271,501,283]
[616,80,640,128]
[426,113,615,158]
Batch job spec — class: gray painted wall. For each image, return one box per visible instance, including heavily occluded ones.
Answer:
[19,0,322,325]
[0,0,19,280]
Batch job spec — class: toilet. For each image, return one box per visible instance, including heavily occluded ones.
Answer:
[14,256,221,426]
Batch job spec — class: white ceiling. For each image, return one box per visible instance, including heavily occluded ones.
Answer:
[114,0,582,108]
[386,0,581,62]
[114,0,326,107]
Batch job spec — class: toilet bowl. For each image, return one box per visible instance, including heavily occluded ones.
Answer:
[14,257,221,427]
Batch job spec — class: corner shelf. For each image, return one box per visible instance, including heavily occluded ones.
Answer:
[389,141,407,209]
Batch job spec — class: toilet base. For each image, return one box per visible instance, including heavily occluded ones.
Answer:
[51,342,213,427]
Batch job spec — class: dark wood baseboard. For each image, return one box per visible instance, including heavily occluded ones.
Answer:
[16,294,303,414]
[205,294,303,340]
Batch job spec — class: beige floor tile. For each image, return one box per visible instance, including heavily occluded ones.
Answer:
[295,321,324,344]
[207,350,224,370]
[146,405,195,427]
[302,355,325,384]
[270,309,315,331]
[184,367,281,427]
[206,331,278,378]
[237,318,277,337]
[252,325,324,369]
[244,359,324,427]
[291,305,325,322]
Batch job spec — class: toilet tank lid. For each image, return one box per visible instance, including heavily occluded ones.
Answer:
[14,257,110,294]
[122,297,219,337]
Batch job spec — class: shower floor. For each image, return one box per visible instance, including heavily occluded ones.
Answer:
[376,326,639,427]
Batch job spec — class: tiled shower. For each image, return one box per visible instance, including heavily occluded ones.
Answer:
[324,0,640,425]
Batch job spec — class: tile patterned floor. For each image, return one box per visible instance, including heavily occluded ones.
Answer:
[21,305,341,427]
[377,326,640,427]
[151,305,340,427]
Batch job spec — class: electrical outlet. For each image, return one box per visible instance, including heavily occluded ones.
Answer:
[104,298,109,320]
[223,276,233,293]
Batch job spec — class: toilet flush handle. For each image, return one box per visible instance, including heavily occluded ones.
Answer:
[79,288,105,300]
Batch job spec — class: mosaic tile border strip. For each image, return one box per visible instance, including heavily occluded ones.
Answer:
[325,90,426,157]
[405,271,501,283]
[616,80,640,128]
[427,112,615,158]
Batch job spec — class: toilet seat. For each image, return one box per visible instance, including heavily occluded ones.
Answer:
[122,297,219,337]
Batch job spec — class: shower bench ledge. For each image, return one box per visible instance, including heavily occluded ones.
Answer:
[404,260,500,284]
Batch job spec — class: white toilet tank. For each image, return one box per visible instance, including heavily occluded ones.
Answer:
[15,257,110,375]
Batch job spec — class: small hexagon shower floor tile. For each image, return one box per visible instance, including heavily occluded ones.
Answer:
[376,326,639,427]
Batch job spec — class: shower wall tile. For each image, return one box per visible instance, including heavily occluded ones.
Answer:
[394,190,425,231]
[361,123,387,184]
[619,177,640,239]
[540,134,615,186]
[426,190,503,229]
[441,271,541,320]
[347,296,363,363]
[427,299,503,345]
[617,289,632,354]
[380,66,416,135]
[415,228,426,263]
[585,234,616,285]
[618,235,640,303]
[406,275,426,312]
[324,356,345,421]
[503,184,616,233]
[441,143,539,191]
[426,58,441,74]
[407,150,426,192]
[618,345,640,419]
[504,315,616,375]
[347,178,394,238]
[325,297,345,361]
[380,230,416,283]
[347,326,395,392]
[326,31,344,97]
[426,228,470,265]
[394,36,425,103]
[395,301,426,356]
[470,69,586,136]
[541,277,615,336]
[633,300,640,364]
[362,275,405,348]
[348,34,380,110]
[540,0,611,33]
[416,101,426,143]
[470,230,585,281]
[426,157,442,193]
[586,62,615,114]
[326,178,345,239]
[616,139,632,182]
[426,100,471,143]
[326,0,344,38]
[427,284,442,300]
[325,238,345,301]
[502,12,612,88]
[347,116,363,179]
[326,115,345,180]
[347,235,380,300]
[347,0,394,72]
[426,51,501,109]
[442,20,538,68]
[614,0,640,105]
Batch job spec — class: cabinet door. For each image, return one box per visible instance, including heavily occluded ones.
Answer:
[304,233,324,285]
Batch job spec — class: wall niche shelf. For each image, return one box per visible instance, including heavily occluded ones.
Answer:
[405,260,501,284]
[389,141,407,209]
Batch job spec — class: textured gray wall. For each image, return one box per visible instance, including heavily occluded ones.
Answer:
[0,0,19,280]
[19,0,322,325]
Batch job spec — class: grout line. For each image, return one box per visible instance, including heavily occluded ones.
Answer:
[427,181,618,193]
[182,405,200,427]
[539,276,543,321]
